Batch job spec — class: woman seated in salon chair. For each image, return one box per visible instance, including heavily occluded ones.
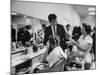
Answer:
[65,23,93,70]
[29,34,68,73]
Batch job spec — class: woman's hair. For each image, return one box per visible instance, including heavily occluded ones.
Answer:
[25,25,31,30]
[94,27,96,31]
[66,24,71,28]
[34,68,40,73]
[82,23,91,34]
[48,14,57,22]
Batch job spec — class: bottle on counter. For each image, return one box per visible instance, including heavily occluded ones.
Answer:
[32,44,38,52]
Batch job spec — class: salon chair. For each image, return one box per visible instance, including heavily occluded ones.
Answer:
[32,58,67,73]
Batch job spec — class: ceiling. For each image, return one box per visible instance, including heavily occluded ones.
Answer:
[11,1,96,20]
[73,4,96,19]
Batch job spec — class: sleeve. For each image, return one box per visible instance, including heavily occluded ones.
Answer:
[43,28,49,45]
[78,35,83,43]
[26,31,31,41]
[85,36,93,45]
[61,25,66,40]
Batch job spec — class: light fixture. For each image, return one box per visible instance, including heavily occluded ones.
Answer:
[88,7,96,11]
[88,12,96,15]
[11,12,18,15]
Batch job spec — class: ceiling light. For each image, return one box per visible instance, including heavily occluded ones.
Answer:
[88,7,96,11]
[88,12,96,15]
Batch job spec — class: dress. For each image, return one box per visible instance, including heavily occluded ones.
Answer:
[76,35,93,63]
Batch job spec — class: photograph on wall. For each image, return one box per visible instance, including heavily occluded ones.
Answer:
[11,0,96,74]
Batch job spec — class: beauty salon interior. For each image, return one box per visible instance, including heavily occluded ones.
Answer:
[11,0,96,74]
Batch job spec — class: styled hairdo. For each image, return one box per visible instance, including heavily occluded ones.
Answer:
[66,24,71,28]
[48,14,57,22]
[82,23,91,34]
[25,25,31,30]
[94,27,96,31]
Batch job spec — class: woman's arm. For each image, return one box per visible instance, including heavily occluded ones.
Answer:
[71,40,92,52]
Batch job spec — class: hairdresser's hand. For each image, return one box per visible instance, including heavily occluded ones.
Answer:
[70,39,77,45]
